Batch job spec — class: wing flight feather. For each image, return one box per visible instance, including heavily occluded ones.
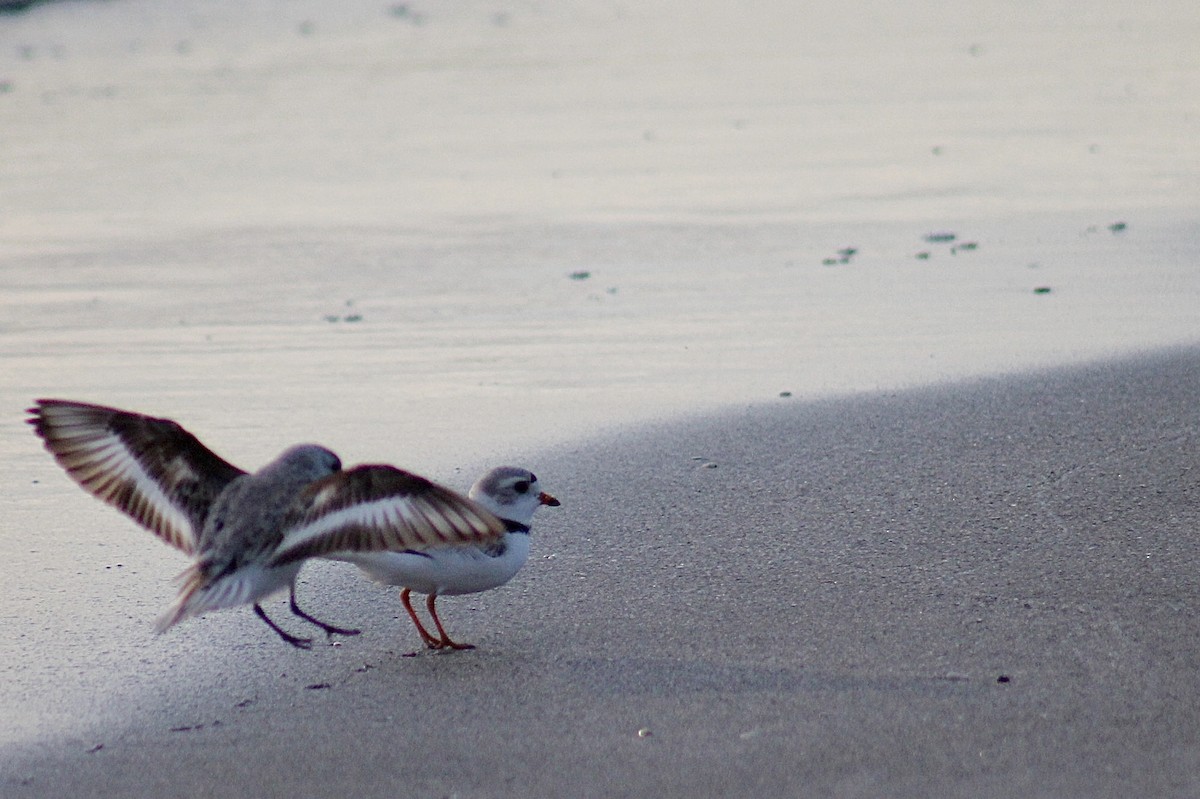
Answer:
[28,399,246,554]
[270,464,506,566]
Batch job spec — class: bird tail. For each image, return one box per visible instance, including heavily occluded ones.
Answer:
[154,560,281,633]
[154,563,208,633]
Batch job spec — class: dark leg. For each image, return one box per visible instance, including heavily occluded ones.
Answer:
[254,603,313,649]
[289,585,361,637]
[426,593,474,651]
[401,588,443,649]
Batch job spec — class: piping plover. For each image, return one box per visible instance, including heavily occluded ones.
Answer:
[328,466,560,650]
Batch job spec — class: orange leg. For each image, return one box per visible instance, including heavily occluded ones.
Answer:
[426,593,475,651]
[400,588,443,649]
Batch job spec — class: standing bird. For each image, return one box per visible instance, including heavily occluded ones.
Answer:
[27,399,507,648]
[305,466,560,650]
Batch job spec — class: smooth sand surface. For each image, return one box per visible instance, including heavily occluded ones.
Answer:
[2,0,1199,795]
[4,0,1198,242]
[3,347,1200,797]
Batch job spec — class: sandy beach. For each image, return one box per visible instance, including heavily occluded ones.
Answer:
[1,0,1199,796]
[2,348,1200,797]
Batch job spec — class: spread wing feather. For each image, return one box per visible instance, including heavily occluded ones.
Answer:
[269,464,506,566]
[27,399,246,554]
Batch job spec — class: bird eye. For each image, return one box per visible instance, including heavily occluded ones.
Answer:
[513,480,530,494]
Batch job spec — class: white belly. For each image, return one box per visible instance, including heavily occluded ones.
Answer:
[333,534,530,596]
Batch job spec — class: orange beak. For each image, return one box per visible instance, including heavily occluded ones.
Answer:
[538,491,561,507]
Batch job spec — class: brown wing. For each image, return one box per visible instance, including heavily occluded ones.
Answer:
[27,399,246,554]
[268,464,507,566]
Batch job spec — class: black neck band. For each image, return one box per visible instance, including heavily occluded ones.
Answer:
[504,519,531,534]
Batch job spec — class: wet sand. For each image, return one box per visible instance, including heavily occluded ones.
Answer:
[3,347,1200,797]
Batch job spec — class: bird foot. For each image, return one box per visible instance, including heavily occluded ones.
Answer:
[282,633,314,650]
